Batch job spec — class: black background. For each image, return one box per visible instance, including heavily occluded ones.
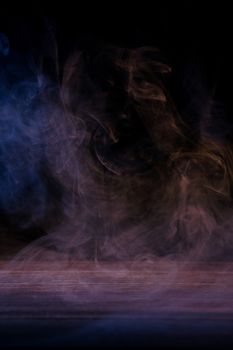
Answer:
[1,1,233,136]
[1,1,233,246]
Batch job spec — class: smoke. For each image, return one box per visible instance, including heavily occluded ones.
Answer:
[0,32,233,313]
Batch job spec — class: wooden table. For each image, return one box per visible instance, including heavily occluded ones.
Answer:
[0,261,232,348]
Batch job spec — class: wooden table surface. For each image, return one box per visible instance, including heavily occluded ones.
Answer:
[0,261,232,318]
[0,261,232,348]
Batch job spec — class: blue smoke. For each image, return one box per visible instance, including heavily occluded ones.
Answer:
[0,33,50,230]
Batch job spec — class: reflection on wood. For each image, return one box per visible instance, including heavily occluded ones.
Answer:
[0,261,232,319]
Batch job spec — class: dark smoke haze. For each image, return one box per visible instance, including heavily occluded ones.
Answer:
[0,28,233,308]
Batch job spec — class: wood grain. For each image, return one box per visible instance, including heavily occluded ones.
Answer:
[0,261,232,319]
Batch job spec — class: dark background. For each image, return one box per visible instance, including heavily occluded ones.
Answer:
[1,1,233,136]
[1,1,233,251]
